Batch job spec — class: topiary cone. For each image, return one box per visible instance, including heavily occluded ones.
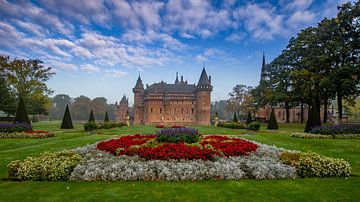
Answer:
[61,104,73,129]
[88,109,95,123]
[233,112,238,122]
[13,97,31,127]
[246,111,252,125]
[104,111,110,122]
[267,108,278,129]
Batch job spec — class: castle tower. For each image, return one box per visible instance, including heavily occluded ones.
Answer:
[133,75,145,124]
[196,67,212,125]
[116,95,128,123]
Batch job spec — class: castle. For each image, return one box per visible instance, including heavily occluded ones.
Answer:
[116,68,212,125]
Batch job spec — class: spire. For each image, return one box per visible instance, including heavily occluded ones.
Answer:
[180,75,184,84]
[175,72,179,84]
[120,95,128,104]
[197,67,211,86]
[133,74,144,90]
[260,51,266,82]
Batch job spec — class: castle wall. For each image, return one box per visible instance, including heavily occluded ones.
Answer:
[196,90,211,125]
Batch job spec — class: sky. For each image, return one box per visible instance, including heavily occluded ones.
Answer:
[0,0,349,105]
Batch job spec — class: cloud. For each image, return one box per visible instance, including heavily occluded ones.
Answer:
[195,48,227,63]
[104,69,127,77]
[47,60,78,71]
[234,3,284,40]
[285,0,314,11]
[287,11,315,29]
[80,64,101,73]
[225,33,247,42]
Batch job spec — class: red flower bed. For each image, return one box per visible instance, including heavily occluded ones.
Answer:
[96,135,258,161]
[155,125,165,128]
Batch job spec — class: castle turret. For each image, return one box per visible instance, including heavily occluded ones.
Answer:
[116,95,129,123]
[133,75,145,124]
[196,67,212,125]
[175,72,179,84]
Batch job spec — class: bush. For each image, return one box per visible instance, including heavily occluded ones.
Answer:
[0,122,31,133]
[8,151,81,181]
[267,109,278,129]
[247,122,260,131]
[61,104,73,129]
[290,132,333,139]
[310,125,360,135]
[156,128,199,143]
[84,122,97,131]
[217,122,247,129]
[279,151,300,167]
[297,152,351,178]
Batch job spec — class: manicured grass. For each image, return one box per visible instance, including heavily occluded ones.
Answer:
[0,121,359,201]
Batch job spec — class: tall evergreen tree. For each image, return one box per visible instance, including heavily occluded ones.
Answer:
[104,111,110,122]
[13,97,31,127]
[88,109,95,122]
[246,111,252,125]
[61,104,73,129]
[267,109,278,129]
[232,112,238,122]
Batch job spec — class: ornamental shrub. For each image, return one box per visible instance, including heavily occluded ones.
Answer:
[0,131,55,139]
[279,151,300,167]
[156,128,199,143]
[8,151,81,181]
[233,112,238,122]
[61,104,73,129]
[84,122,97,131]
[246,111,252,125]
[88,109,95,123]
[13,97,31,127]
[104,111,110,123]
[267,109,278,129]
[217,122,247,129]
[247,122,260,131]
[297,152,351,178]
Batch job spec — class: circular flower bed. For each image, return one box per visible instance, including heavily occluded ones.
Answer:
[96,133,258,161]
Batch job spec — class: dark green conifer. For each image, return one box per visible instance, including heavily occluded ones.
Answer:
[233,112,238,122]
[246,111,252,125]
[61,104,73,129]
[13,97,31,126]
[267,108,278,129]
[104,111,110,122]
[88,109,95,123]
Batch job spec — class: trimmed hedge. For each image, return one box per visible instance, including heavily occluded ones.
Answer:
[0,131,55,139]
[217,122,247,129]
[8,151,81,181]
[280,151,351,178]
[84,122,126,131]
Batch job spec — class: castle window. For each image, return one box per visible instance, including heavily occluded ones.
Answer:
[192,109,194,114]
[181,108,184,114]
[151,108,153,113]
[203,110,205,114]
[160,108,162,113]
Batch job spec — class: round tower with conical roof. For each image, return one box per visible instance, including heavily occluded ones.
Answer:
[133,75,145,124]
[196,67,212,125]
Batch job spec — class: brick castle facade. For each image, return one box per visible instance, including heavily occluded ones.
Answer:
[116,68,212,125]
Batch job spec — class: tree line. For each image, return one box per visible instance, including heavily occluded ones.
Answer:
[251,2,359,131]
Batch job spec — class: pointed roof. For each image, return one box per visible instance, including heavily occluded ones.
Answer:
[134,75,144,89]
[260,51,267,82]
[175,72,179,84]
[120,95,128,104]
[197,67,211,86]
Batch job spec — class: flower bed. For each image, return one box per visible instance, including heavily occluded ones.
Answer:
[96,134,258,161]
[291,132,360,139]
[0,130,55,139]
[310,125,360,135]
[0,122,32,133]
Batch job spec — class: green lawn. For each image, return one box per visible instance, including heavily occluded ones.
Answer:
[0,122,359,201]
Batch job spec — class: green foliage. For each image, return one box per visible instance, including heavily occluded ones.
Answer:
[7,151,81,181]
[104,111,110,123]
[297,152,351,178]
[13,97,31,127]
[88,109,95,123]
[246,111,252,125]
[247,122,260,131]
[232,112,238,122]
[0,76,16,115]
[267,109,278,129]
[0,132,55,139]
[217,122,247,129]
[61,104,73,129]
[84,121,97,131]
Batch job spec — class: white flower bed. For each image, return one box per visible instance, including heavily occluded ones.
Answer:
[70,141,297,181]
